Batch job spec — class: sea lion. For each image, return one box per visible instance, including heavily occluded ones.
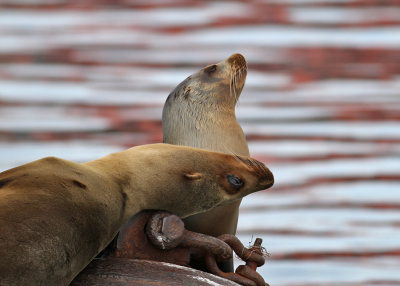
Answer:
[162,53,249,270]
[0,143,273,286]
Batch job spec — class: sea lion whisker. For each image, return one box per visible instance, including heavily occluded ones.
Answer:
[230,71,234,98]
[237,157,269,178]
[223,144,233,154]
[252,160,265,175]
[235,66,242,85]
[236,155,264,174]
[234,73,239,98]
[247,157,262,170]
[231,153,242,165]
[237,67,241,79]
[247,158,257,168]
[231,152,245,165]
[250,158,269,177]
[232,153,248,167]
[231,70,238,99]
[252,158,269,177]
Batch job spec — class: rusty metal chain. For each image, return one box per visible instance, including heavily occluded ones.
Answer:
[146,212,233,261]
[146,211,269,286]
[205,235,268,286]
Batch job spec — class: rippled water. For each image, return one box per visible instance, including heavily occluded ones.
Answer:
[1,1,400,285]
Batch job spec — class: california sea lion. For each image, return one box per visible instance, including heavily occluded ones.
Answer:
[162,54,249,270]
[0,143,273,286]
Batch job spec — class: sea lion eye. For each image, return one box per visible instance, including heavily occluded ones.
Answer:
[226,174,243,189]
[205,65,217,74]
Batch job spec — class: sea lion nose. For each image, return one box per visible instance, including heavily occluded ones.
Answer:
[261,169,274,189]
[227,53,247,68]
[254,161,274,189]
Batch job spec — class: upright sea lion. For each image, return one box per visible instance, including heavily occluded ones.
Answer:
[162,53,249,270]
[0,143,273,286]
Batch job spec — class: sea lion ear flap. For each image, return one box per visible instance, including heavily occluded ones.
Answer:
[183,172,202,180]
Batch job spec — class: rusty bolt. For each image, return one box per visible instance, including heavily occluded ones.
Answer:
[146,212,185,250]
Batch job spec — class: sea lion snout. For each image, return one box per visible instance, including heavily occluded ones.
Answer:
[234,155,274,190]
[251,158,274,189]
[259,166,274,189]
[227,53,247,70]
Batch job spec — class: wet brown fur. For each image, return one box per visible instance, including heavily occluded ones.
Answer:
[0,143,273,286]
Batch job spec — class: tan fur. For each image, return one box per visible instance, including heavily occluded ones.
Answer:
[162,54,249,237]
[0,143,273,286]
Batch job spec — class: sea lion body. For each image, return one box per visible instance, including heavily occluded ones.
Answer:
[0,143,273,286]
[162,53,249,238]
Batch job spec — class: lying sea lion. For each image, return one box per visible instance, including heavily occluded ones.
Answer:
[0,143,273,286]
[162,53,249,270]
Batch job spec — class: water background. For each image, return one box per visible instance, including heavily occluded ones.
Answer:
[1,1,400,285]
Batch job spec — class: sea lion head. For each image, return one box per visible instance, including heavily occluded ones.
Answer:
[165,53,247,108]
[135,144,273,218]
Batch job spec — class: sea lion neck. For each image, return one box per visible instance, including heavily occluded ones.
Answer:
[163,99,248,155]
[83,153,144,221]
[163,107,244,151]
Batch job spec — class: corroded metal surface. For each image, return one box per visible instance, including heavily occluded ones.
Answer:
[111,211,191,267]
[236,238,268,286]
[146,212,233,262]
[119,211,269,285]
[71,258,240,286]
[74,211,269,286]
[205,236,268,286]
